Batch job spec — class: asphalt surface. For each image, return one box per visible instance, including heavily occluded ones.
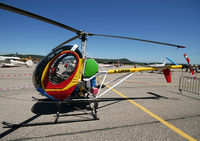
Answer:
[0,64,200,141]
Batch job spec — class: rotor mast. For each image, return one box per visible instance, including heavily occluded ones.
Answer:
[80,33,87,59]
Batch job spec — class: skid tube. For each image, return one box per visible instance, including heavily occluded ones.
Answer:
[2,97,100,128]
[55,98,100,121]
[34,97,100,122]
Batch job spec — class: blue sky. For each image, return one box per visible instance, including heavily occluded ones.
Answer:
[0,0,199,64]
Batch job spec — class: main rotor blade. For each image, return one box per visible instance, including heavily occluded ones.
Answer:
[52,35,80,50]
[0,3,81,34]
[88,33,186,48]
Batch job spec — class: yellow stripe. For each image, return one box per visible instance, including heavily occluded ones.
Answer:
[107,85,197,141]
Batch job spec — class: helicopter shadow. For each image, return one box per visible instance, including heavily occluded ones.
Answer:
[31,91,167,114]
[31,99,91,115]
[97,91,169,109]
[2,91,168,127]
[2,99,95,129]
[0,100,96,139]
[0,92,168,139]
[12,91,168,127]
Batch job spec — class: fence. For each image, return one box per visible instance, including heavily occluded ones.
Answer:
[179,76,200,95]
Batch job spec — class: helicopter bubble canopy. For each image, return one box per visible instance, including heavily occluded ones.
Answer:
[33,45,83,101]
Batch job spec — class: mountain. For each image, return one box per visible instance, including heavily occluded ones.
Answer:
[94,58,136,65]
[1,54,146,65]
[1,54,45,60]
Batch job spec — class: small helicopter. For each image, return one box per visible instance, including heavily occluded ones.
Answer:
[0,3,185,126]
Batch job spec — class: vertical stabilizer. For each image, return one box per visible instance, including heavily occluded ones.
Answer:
[162,68,171,83]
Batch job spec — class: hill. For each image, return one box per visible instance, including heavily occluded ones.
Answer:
[1,54,146,65]
[1,54,45,60]
[94,58,136,65]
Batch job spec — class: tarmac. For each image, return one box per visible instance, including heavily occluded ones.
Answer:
[0,64,200,141]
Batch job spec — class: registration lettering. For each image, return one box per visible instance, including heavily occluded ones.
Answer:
[114,69,131,73]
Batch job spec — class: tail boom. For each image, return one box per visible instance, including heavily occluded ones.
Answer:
[107,65,182,74]
[107,65,182,83]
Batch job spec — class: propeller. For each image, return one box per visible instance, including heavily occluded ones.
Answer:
[52,35,80,50]
[0,2,186,48]
[0,2,81,34]
[87,33,186,48]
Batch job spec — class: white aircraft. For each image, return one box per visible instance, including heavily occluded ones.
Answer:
[0,56,33,67]
[149,61,166,68]
[98,63,114,68]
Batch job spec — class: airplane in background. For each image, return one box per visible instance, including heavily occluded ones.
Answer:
[98,63,114,68]
[148,57,178,74]
[150,57,179,68]
[149,61,166,68]
[0,56,33,67]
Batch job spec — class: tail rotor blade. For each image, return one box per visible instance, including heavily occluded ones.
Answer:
[88,33,186,48]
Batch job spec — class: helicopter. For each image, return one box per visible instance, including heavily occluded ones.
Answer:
[0,3,185,126]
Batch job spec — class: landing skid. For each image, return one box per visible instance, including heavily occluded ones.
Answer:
[2,118,98,128]
[2,121,19,128]
[54,99,99,123]
[2,97,99,128]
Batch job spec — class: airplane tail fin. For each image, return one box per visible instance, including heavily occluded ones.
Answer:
[25,60,33,67]
[163,61,166,66]
[166,57,178,65]
[162,68,171,83]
